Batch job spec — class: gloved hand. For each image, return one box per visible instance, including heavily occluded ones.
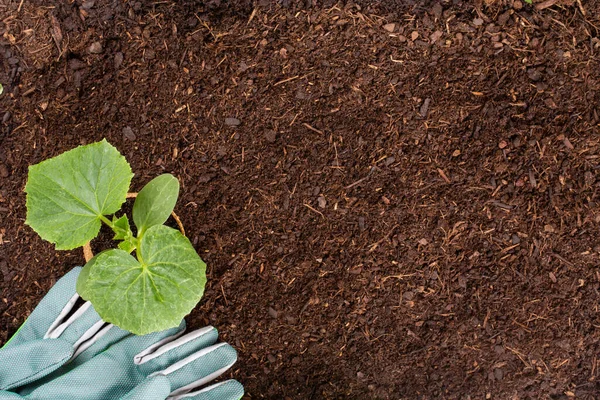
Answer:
[0,267,243,399]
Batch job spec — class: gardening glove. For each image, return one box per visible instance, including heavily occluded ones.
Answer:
[11,325,244,400]
[0,267,244,399]
[0,267,123,390]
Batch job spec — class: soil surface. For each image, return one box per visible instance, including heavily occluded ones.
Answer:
[2,0,600,398]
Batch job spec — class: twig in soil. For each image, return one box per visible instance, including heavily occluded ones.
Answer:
[302,123,323,135]
[576,0,586,15]
[345,176,368,189]
[304,203,324,219]
[489,200,514,210]
[501,244,520,253]
[551,252,574,267]
[83,245,93,262]
[345,167,376,189]
[381,273,416,283]
[512,319,532,333]
[171,212,186,236]
[437,168,451,183]
[368,225,399,252]
[220,284,228,306]
[506,346,531,368]
[274,75,299,86]
[247,7,258,24]
[10,122,28,134]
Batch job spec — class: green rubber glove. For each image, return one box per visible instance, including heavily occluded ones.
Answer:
[0,267,244,399]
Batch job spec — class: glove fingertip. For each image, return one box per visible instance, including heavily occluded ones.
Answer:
[175,379,244,400]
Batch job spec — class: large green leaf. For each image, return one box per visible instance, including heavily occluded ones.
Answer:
[82,225,206,334]
[133,174,179,234]
[25,139,133,250]
[77,253,102,300]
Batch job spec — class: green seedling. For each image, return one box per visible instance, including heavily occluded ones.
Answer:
[25,139,206,335]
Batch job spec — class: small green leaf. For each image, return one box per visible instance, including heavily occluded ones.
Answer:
[118,237,137,253]
[0,84,3,96]
[133,174,180,234]
[25,139,133,250]
[85,225,206,334]
[112,214,132,240]
[112,215,136,252]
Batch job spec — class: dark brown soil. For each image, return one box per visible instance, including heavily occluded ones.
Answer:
[2,0,600,398]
